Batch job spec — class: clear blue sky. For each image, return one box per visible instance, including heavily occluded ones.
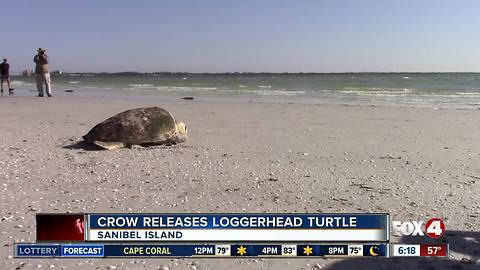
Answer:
[2,0,480,72]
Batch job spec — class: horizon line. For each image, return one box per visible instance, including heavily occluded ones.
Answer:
[11,71,480,75]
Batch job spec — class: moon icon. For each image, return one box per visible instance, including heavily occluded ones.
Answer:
[369,246,379,256]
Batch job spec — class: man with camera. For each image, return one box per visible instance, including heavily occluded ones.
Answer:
[33,48,52,97]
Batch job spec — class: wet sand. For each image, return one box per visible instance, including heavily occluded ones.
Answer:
[0,95,479,269]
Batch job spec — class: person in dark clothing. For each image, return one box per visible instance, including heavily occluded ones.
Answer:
[0,58,14,94]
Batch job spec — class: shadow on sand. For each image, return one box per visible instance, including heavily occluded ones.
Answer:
[63,140,195,151]
[327,230,479,269]
[63,140,104,151]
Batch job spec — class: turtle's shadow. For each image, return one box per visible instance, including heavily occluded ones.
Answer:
[62,141,194,151]
[325,230,479,269]
[63,140,104,151]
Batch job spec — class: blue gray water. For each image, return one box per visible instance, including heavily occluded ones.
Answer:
[9,73,480,108]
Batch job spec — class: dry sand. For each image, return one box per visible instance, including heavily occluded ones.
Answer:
[0,95,479,269]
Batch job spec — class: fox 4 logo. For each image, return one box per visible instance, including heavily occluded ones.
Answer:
[392,218,446,238]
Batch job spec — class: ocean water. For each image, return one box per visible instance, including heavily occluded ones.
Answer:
[9,73,480,108]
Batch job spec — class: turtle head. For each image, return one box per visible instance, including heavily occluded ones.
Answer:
[176,121,187,134]
[175,121,188,143]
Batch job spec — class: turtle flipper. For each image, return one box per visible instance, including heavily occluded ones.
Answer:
[93,141,126,150]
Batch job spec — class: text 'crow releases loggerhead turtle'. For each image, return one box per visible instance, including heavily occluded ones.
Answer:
[82,107,188,150]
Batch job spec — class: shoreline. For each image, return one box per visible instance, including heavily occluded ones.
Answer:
[8,72,480,110]
[4,86,480,111]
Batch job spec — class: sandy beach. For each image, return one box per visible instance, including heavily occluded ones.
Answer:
[0,95,479,269]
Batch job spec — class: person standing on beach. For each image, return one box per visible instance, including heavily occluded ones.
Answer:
[33,48,52,97]
[0,58,14,94]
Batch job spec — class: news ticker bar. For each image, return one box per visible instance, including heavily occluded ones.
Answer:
[37,213,390,242]
[14,243,448,258]
[15,243,386,258]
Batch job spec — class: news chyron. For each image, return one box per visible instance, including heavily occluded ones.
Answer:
[14,213,448,258]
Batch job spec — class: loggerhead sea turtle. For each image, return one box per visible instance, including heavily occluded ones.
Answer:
[82,107,187,150]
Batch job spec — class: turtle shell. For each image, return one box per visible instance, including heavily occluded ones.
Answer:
[82,107,177,145]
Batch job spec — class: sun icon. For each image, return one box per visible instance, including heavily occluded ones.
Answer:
[237,245,247,256]
[303,245,313,255]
